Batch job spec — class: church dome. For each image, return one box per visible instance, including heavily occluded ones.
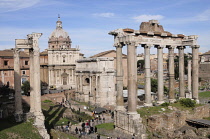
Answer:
[48,16,72,50]
[50,28,69,38]
[49,17,70,39]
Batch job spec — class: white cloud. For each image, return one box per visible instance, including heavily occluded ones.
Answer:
[93,12,115,18]
[196,9,210,21]
[0,0,40,13]
[133,14,164,22]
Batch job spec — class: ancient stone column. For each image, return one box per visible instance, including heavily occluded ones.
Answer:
[13,48,23,122]
[142,44,152,106]
[127,42,137,113]
[188,60,192,93]
[30,33,45,126]
[155,45,164,104]
[167,46,175,102]
[29,48,35,113]
[177,46,185,98]
[192,45,200,103]
[115,44,125,110]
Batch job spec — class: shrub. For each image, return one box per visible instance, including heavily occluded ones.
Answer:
[160,102,169,107]
[179,98,196,108]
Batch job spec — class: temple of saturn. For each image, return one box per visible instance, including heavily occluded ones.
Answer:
[109,20,199,136]
[14,33,49,138]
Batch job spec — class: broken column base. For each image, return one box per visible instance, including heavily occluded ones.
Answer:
[169,99,176,103]
[114,110,146,138]
[14,112,23,122]
[185,92,192,99]
[34,112,50,139]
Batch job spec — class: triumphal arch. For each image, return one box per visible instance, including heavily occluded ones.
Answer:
[109,20,199,136]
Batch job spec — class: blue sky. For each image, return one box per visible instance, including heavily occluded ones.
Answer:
[0,0,210,57]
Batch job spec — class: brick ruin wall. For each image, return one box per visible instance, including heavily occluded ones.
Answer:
[147,105,210,132]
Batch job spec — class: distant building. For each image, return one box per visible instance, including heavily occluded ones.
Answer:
[75,57,116,107]
[0,49,30,88]
[47,17,81,90]
[199,51,210,81]
[90,50,128,87]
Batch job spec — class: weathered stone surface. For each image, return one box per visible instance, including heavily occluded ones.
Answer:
[147,105,210,132]
[140,20,165,33]
[184,129,197,137]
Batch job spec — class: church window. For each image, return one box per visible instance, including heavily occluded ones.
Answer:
[57,71,59,77]
[52,46,54,49]
[56,55,59,61]
[63,57,65,63]
[63,77,67,85]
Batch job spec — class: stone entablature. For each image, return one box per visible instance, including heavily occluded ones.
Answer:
[75,57,116,107]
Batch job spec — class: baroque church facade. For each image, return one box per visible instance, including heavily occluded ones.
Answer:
[48,17,81,90]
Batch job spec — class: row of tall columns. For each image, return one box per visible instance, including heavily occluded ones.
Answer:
[14,49,23,122]
[115,43,200,111]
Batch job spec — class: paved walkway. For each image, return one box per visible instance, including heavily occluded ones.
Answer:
[62,100,114,138]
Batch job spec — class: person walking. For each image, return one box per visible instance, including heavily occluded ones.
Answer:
[75,127,78,134]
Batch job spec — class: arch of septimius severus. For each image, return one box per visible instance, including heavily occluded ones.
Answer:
[14,33,49,138]
[109,20,199,136]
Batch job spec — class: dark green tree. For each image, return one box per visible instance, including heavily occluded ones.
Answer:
[151,78,158,93]
[137,60,145,70]
[21,81,30,95]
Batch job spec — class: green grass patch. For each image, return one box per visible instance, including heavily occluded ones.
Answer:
[203,117,210,120]
[137,101,204,118]
[50,129,77,139]
[96,122,114,130]
[43,99,52,103]
[0,118,41,139]
[137,106,172,118]
[199,91,210,98]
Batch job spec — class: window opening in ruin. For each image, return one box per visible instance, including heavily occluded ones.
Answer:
[22,71,25,75]
[6,81,9,87]
[85,78,90,84]
[25,61,28,65]
[22,78,26,84]
[4,61,8,66]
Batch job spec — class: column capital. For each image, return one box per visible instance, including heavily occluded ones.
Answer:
[177,46,186,50]
[191,45,200,49]
[141,44,153,49]
[166,45,175,49]
[155,45,165,49]
[115,43,124,48]
[126,41,138,47]
[13,48,20,58]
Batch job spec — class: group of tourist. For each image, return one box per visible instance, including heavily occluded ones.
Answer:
[75,120,98,136]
